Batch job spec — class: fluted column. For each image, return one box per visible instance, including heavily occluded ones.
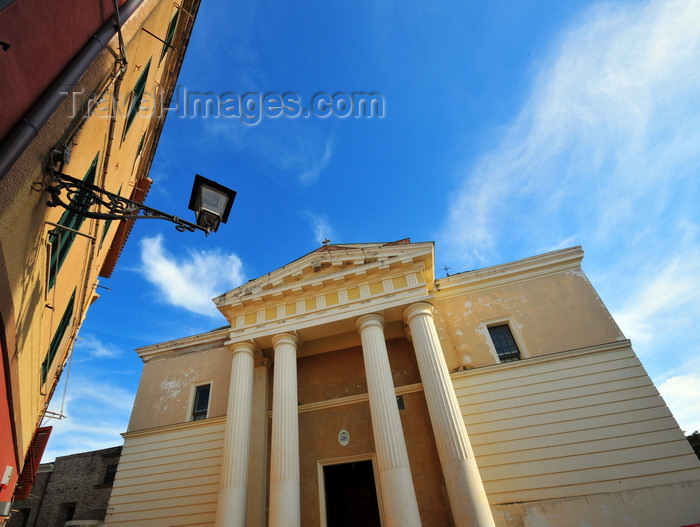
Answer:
[404,302,495,527]
[268,333,301,527]
[215,341,257,527]
[356,314,422,527]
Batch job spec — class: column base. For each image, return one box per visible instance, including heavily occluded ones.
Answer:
[268,479,301,527]
[377,466,422,527]
[442,458,495,527]
[215,486,248,527]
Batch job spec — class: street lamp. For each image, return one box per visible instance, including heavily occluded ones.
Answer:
[187,174,236,233]
[46,170,236,235]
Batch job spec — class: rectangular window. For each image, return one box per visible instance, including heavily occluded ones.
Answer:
[123,58,152,138]
[60,503,76,523]
[48,154,99,290]
[41,290,76,384]
[160,11,180,62]
[488,324,521,363]
[103,464,118,486]
[192,384,210,421]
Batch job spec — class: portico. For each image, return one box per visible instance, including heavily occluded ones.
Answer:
[212,241,494,527]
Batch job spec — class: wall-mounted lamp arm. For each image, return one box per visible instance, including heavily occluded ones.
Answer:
[46,170,210,234]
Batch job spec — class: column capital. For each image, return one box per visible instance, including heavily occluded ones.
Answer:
[271,332,299,350]
[403,302,434,324]
[228,341,258,357]
[355,313,385,332]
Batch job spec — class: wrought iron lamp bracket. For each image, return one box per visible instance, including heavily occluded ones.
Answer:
[46,170,210,234]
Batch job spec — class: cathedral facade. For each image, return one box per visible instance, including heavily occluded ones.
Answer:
[105,240,700,527]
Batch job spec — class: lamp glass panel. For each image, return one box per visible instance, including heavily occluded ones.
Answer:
[199,184,228,214]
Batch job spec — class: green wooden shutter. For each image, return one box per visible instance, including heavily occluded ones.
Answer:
[41,290,76,384]
[124,58,152,137]
[48,153,99,290]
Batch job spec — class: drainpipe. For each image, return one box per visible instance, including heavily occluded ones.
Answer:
[0,0,144,180]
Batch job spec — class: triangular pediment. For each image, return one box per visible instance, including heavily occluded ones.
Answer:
[213,240,435,334]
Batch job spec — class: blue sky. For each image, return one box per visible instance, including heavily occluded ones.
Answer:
[42,0,700,461]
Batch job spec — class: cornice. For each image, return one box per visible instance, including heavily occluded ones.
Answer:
[435,246,584,298]
[225,286,433,345]
[135,325,230,363]
[449,339,633,382]
[123,415,226,439]
[214,241,434,309]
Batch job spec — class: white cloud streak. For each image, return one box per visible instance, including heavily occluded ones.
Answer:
[205,119,335,187]
[658,373,700,434]
[437,0,700,433]
[42,377,136,462]
[303,211,337,245]
[75,333,123,360]
[439,0,700,267]
[139,235,245,317]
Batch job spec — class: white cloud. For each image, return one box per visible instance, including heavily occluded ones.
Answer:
[42,377,136,462]
[139,235,245,317]
[658,373,700,434]
[612,248,700,346]
[437,0,700,434]
[303,211,337,245]
[75,333,123,359]
[438,0,700,268]
[298,134,334,185]
[205,119,335,187]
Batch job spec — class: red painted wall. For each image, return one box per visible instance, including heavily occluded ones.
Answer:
[0,333,16,504]
[0,0,128,141]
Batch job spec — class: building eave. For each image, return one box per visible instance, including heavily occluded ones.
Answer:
[435,246,584,297]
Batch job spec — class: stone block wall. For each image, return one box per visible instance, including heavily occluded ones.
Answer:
[7,446,121,527]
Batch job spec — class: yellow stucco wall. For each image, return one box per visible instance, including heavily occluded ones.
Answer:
[129,344,232,432]
[0,0,197,469]
[433,267,625,372]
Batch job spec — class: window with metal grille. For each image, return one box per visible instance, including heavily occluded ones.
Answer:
[192,384,210,421]
[488,324,521,363]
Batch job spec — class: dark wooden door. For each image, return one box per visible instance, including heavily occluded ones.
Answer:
[324,460,381,527]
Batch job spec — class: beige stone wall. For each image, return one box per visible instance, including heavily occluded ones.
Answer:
[129,345,232,432]
[106,419,224,527]
[453,343,700,510]
[492,481,700,527]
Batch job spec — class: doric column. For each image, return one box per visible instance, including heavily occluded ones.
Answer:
[268,333,301,527]
[355,314,422,527]
[215,341,257,527]
[404,302,495,527]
